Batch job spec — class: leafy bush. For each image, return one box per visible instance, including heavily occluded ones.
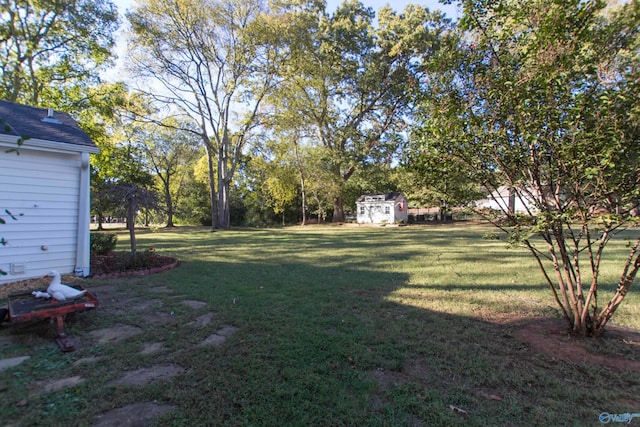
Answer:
[90,232,117,255]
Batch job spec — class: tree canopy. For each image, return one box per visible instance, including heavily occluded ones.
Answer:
[0,0,119,106]
[268,1,450,221]
[127,0,283,229]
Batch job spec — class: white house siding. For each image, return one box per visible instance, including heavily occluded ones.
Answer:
[474,186,537,213]
[358,202,393,224]
[356,193,408,224]
[0,149,81,283]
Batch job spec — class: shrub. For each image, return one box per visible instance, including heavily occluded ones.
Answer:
[91,232,117,255]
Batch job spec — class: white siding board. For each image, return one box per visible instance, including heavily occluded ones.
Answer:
[0,148,82,284]
[0,217,78,232]
[2,175,78,191]
[0,199,75,210]
[0,157,79,175]
[1,243,76,257]
[1,224,77,236]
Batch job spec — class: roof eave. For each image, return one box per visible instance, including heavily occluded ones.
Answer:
[0,134,100,154]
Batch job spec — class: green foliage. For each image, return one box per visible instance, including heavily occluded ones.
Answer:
[127,0,278,229]
[263,1,451,221]
[416,0,640,335]
[90,232,118,255]
[0,0,119,105]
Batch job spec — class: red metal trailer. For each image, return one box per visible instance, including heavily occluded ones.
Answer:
[5,286,99,352]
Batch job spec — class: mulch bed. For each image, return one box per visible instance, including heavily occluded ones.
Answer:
[90,252,178,279]
[0,252,178,300]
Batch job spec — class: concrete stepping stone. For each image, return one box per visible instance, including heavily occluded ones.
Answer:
[31,375,84,395]
[131,299,162,311]
[0,355,29,372]
[180,300,207,309]
[189,312,214,329]
[108,364,185,387]
[94,402,176,427]
[141,342,164,355]
[198,325,238,347]
[89,324,143,344]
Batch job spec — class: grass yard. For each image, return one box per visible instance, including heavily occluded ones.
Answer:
[1,223,639,426]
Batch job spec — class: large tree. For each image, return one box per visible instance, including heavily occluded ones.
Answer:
[137,120,201,227]
[270,1,449,221]
[0,0,119,106]
[417,0,640,336]
[127,0,283,229]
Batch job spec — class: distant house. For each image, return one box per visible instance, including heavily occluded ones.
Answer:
[474,185,537,213]
[356,192,408,224]
[0,100,99,284]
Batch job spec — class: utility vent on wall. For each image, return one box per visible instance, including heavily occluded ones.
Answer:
[10,263,26,274]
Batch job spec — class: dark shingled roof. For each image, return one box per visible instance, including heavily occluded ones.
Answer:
[0,99,96,149]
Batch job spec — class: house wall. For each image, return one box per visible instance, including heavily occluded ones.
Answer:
[0,148,81,283]
[474,187,536,213]
[357,197,408,224]
[394,197,408,223]
[357,202,392,224]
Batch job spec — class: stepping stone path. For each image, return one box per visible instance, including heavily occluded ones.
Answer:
[108,364,186,387]
[141,342,164,354]
[0,355,30,372]
[0,281,239,426]
[189,312,214,329]
[199,325,239,347]
[30,376,84,395]
[89,324,144,344]
[93,402,176,427]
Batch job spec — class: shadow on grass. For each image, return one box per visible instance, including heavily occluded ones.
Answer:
[144,254,640,426]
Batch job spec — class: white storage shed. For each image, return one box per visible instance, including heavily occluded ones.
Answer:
[356,192,408,224]
[0,100,99,284]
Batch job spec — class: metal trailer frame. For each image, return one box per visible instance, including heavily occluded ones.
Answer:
[6,287,99,351]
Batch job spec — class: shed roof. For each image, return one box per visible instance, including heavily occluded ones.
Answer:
[0,99,96,150]
[356,192,404,203]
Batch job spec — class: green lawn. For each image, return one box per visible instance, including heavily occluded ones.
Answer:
[1,223,639,426]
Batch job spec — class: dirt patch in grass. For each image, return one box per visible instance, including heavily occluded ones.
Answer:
[510,317,640,372]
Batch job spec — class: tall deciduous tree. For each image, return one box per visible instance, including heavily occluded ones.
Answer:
[0,0,119,105]
[417,0,640,336]
[137,120,201,227]
[271,1,449,221]
[127,0,283,229]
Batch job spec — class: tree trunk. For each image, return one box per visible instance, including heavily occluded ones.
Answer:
[333,196,345,223]
[127,198,137,256]
[300,184,307,226]
[508,187,516,214]
[218,178,231,229]
[294,141,307,226]
[205,145,218,231]
[97,212,104,231]
[165,186,174,228]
